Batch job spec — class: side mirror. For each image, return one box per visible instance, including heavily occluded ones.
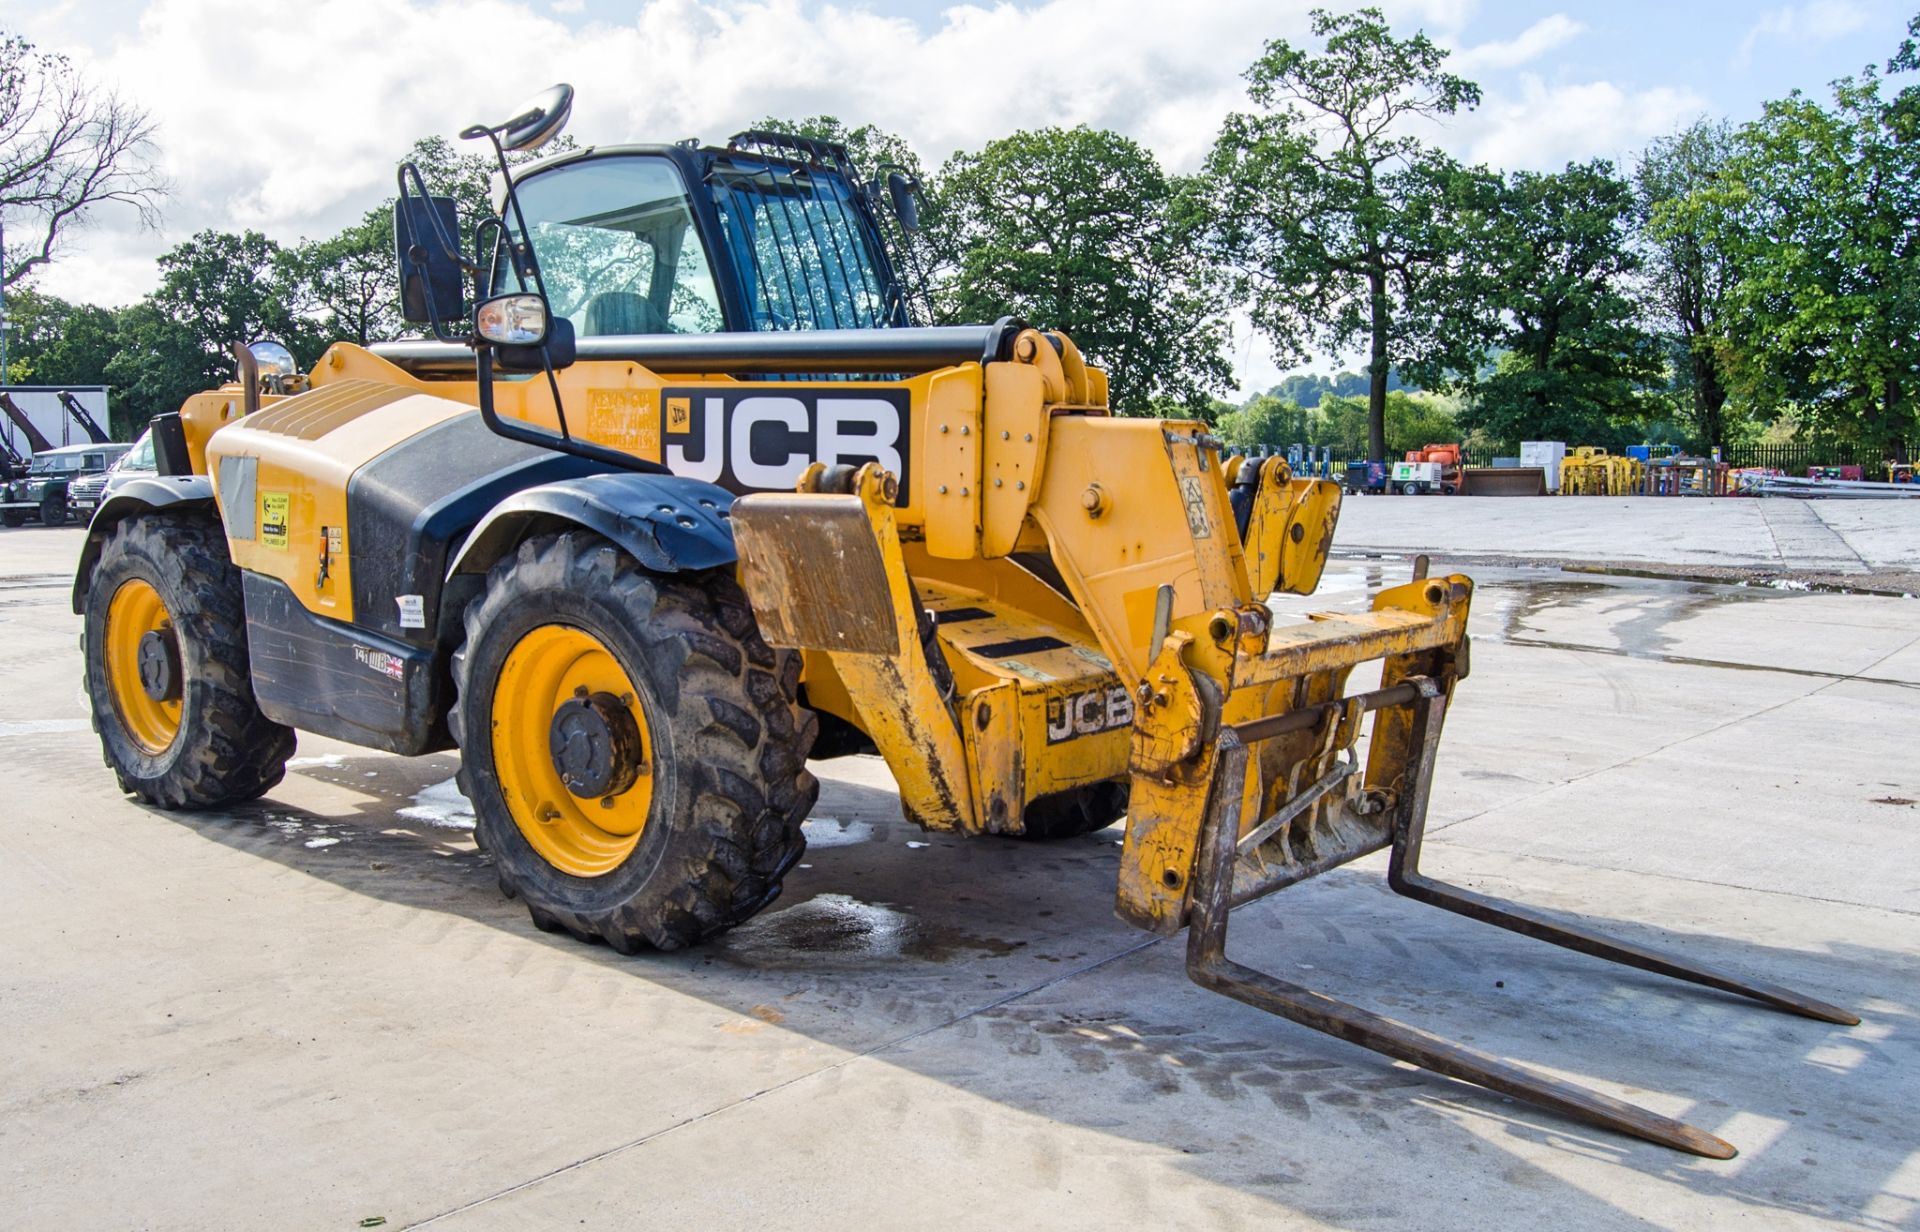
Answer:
[886,171,920,232]
[480,294,576,373]
[394,195,467,325]
[476,293,549,346]
[496,83,574,153]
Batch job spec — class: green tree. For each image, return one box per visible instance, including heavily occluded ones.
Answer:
[1687,27,1919,459]
[1636,120,1743,450]
[1454,161,1663,449]
[281,133,582,349]
[1206,6,1480,461]
[286,208,402,346]
[1272,374,1328,408]
[1214,394,1308,448]
[1312,390,1457,458]
[103,229,314,425]
[2,289,117,380]
[936,125,1231,414]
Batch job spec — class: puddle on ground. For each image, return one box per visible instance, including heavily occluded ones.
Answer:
[714,892,1020,968]
[1474,570,1779,658]
[800,817,873,848]
[396,777,475,830]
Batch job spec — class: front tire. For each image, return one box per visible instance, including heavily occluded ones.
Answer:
[83,512,296,807]
[452,532,818,953]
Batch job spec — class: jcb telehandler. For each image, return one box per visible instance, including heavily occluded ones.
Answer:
[75,86,1855,1159]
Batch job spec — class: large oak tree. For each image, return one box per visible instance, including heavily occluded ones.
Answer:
[1206,7,1479,461]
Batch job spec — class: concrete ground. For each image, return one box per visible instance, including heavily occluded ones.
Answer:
[2,503,1916,1231]
[1336,493,1920,587]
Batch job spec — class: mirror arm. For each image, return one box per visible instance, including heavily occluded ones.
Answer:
[471,344,670,477]
[477,127,549,301]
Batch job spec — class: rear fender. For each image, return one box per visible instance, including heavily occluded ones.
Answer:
[448,472,739,580]
[71,476,217,614]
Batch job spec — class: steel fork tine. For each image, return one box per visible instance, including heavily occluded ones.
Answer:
[1386,868,1860,1026]
[1381,683,1858,1026]
[1384,691,1857,1027]
[1188,738,1739,1159]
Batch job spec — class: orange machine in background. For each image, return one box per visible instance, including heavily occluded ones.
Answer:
[1404,444,1462,494]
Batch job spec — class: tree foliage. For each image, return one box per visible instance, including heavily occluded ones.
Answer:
[1635,119,1742,449]
[935,126,1231,413]
[103,230,313,427]
[1450,160,1664,449]
[1214,388,1456,458]
[1682,38,1919,459]
[1206,6,1479,460]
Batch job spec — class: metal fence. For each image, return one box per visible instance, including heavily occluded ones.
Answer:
[1719,442,1911,473]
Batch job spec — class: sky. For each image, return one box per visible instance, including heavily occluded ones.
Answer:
[0,0,1913,393]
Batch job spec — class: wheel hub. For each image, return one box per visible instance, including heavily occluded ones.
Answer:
[548,688,645,800]
[136,627,181,702]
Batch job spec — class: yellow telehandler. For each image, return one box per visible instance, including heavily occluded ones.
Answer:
[74,86,1853,1159]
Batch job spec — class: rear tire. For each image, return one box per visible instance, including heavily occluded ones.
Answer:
[82,512,296,807]
[40,491,68,526]
[1016,781,1129,840]
[452,531,818,953]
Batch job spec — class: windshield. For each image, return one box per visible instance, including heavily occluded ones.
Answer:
[114,432,155,473]
[30,453,81,475]
[505,156,724,338]
[709,157,900,331]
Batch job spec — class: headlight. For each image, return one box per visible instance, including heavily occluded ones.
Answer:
[475,294,550,346]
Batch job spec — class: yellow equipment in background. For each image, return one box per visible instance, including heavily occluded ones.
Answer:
[71,84,1855,1162]
[1559,446,1644,495]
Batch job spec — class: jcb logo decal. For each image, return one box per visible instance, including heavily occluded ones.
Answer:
[1046,686,1134,744]
[660,387,910,504]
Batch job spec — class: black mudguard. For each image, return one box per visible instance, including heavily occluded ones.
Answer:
[72,475,217,613]
[448,471,739,582]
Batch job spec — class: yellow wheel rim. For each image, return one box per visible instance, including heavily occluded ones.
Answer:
[490,624,656,878]
[104,577,183,755]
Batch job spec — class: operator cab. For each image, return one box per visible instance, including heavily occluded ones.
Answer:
[502,138,912,341]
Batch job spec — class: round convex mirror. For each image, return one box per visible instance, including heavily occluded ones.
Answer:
[500,84,574,153]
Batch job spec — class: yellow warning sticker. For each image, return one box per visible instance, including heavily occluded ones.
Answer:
[261,492,289,549]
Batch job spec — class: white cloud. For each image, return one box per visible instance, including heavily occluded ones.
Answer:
[1450,74,1707,172]
[0,0,1718,393]
[6,0,1495,311]
[1453,13,1585,71]
[1738,0,1871,64]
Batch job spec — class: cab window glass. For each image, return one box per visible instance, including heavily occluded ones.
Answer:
[505,156,724,337]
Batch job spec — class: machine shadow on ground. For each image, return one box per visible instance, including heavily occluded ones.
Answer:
[142,748,1919,1232]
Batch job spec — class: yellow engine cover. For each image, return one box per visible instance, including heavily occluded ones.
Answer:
[203,380,473,621]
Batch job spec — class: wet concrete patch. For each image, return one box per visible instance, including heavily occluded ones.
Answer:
[714,892,1023,969]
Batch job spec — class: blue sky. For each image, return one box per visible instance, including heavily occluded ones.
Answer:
[1,0,1913,388]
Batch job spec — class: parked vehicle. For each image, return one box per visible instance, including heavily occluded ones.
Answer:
[1,441,129,527]
[69,431,155,518]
